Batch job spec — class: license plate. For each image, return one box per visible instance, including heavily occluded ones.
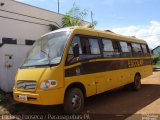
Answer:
[19,95,27,101]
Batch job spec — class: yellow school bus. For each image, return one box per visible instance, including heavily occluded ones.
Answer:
[13,27,152,114]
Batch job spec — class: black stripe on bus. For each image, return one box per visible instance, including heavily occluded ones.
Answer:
[65,58,152,77]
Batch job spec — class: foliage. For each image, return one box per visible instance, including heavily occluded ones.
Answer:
[62,4,88,27]
[87,21,97,28]
[152,55,160,65]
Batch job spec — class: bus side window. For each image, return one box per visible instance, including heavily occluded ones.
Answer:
[102,39,115,57]
[141,44,150,57]
[132,43,143,57]
[141,44,148,53]
[66,36,101,64]
[80,36,90,54]
[80,37,101,60]
[127,43,132,53]
[120,41,132,57]
[112,41,121,57]
[146,45,151,54]
[66,36,82,64]
[89,38,101,55]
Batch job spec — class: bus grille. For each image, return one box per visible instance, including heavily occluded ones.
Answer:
[16,81,36,91]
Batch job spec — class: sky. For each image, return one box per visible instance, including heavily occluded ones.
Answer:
[16,0,160,49]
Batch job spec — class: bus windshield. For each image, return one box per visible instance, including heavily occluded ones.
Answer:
[22,31,71,67]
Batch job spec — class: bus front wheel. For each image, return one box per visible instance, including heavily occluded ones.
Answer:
[64,88,84,114]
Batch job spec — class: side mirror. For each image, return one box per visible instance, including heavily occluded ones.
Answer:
[73,43,80,58]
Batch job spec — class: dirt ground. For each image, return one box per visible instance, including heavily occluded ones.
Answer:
[0,71,160,120]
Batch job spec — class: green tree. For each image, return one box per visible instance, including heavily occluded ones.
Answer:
[62,4,88,27]
[85,21,97,28]
[153,55,160,65]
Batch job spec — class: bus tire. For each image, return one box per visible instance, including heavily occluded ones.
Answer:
[64,88,84,114]
[131,74,141,90]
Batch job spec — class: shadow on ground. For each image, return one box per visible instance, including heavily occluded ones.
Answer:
[3,84,160,120]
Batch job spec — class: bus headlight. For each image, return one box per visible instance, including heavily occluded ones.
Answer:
[40,80,57,89]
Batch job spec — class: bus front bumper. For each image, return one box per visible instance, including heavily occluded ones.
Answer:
[13,88,64,105]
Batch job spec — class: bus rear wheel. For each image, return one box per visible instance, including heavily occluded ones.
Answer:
[64,88,84,114]
[131,74,141,90]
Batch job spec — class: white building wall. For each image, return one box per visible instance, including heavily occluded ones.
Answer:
[0,44,31,92]
[0,0,61,92]
[0,0,89,92]
[0,0,64,41]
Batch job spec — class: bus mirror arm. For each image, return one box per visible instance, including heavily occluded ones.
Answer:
[73,43,80,58]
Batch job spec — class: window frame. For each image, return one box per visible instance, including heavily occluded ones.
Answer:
[88,38,101,55]
[131,43,143,53]
[2,37,17,44]
[65,34,103,65]
[65,34,151,65]
[102,39,114,52]
[141,44,151,57]
[101,38,121,58]
[119,41,133,57]
[120,41,130,53]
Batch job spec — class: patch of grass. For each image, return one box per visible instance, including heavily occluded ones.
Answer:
[0,93,14,115]
[0,89,15,115]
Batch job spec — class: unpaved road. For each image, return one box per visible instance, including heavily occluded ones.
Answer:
[1,71,160,120]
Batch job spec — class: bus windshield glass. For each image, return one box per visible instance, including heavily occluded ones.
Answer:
[22,31,71,67]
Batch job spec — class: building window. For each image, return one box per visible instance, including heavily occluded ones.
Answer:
[25,40,35,45]
[2,37,17,44]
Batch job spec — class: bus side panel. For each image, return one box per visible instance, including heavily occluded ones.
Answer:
[64,60,152,97]
[64,64,152,98]
[64,75,97,97]
[140,65,153,79]
[97,64,153,93]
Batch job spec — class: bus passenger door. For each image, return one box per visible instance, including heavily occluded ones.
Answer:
[79,36,103,95]
[65,35,98,96]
